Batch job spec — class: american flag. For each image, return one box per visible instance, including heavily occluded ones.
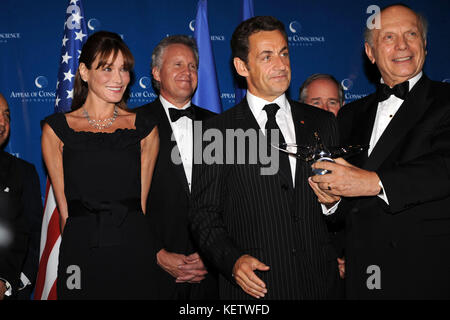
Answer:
[34,0,87,300]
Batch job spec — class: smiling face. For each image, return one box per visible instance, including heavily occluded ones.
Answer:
[0,94,10,146]
[365,5,426,87]
[80,50,130,106]
[304,79,341,116]
[234,30,291,101]
[152,43,198,108]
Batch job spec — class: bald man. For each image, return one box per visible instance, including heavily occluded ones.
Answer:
[310,5,450,299]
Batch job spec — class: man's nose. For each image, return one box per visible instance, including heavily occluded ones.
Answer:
[396,34,409,50]
[273,55,288,70]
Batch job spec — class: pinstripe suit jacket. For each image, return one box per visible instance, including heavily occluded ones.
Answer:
[189,98,340,300]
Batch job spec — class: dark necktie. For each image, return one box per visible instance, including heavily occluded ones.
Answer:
[263,103,292,184]
[376,81,409,102]
[169,106,195,122]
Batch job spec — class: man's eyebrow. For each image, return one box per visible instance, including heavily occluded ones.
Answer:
[257,49,274,57]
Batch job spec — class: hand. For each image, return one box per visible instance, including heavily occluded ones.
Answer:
[232,255,270,299]
[308,177,341,207]
[156,249,192,280]
[0,281,6,300]
[337,257,345,279]
[311,158,381,197]
[176,252,208,283]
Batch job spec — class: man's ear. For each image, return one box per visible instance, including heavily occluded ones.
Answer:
[233,57,249,77]
[364,42,376,64]
[152,66,160,82]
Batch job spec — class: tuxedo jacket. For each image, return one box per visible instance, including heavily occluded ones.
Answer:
[189,98,340,300]
[135,99,218,299]
[0,150,42,297]
[336,75,450,299]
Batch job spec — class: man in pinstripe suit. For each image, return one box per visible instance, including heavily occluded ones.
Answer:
[189,16,341,300]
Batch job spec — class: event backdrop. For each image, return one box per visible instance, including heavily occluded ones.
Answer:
[1,0,449,198]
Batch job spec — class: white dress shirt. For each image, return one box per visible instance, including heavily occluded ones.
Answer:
[246,92,297,185]
[160,95,193,191]
[370,71,423,204]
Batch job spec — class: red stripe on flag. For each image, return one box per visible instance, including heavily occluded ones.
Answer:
[34,192,61,300]
[48,279,58,300]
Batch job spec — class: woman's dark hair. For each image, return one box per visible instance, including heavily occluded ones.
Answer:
[71,31,134,111]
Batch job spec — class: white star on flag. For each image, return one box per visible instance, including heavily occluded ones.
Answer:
[72,12,83,24]
[77,50,82,59]
[66,89,74,99]
[63,69,75,82]
[55,96,61,107]
[61,52,72,64]
[75,30,86,41]
[62,35,69,47]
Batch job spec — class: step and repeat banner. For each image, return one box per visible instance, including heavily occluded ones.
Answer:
[1,0,449,197]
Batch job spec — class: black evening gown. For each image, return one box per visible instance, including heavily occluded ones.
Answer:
[42,111,158,299]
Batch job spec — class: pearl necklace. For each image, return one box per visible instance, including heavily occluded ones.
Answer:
[82,105,119,130]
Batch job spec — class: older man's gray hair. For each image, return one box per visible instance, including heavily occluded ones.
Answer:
[151,35,199,91]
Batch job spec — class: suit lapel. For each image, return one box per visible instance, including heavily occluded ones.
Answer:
[234,99,260,130]
[364,75,433,171]
[351,95,379,167]
[154,100,191,195]
[290,101,309,188]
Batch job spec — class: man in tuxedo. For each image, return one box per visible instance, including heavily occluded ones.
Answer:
[0,93,42,299]
[136,35,217,299]
[311,4,450,299]
[299,73,344,117]
[189,16,340,300]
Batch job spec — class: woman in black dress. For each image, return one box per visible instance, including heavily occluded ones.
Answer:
[41,31,159,299]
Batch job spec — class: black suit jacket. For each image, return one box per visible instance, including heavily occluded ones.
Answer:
[135,99,218,299]
[0,150,42,298]
[336,75,450,299]
[189,98,340,300]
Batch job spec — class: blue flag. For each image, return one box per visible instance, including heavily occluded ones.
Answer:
[192,0,222,113]
[234,0,254,104]
[54,0,88,113]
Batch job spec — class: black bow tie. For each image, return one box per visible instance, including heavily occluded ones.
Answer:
[376,81,409,102]
[169,106,195,122]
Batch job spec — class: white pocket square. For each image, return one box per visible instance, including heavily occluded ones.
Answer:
[3,187,10,192]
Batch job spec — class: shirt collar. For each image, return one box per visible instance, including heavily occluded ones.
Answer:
[246,91,289,118]
[159,95,191,112]
[380,71,423,92]
[160,95,191,124]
